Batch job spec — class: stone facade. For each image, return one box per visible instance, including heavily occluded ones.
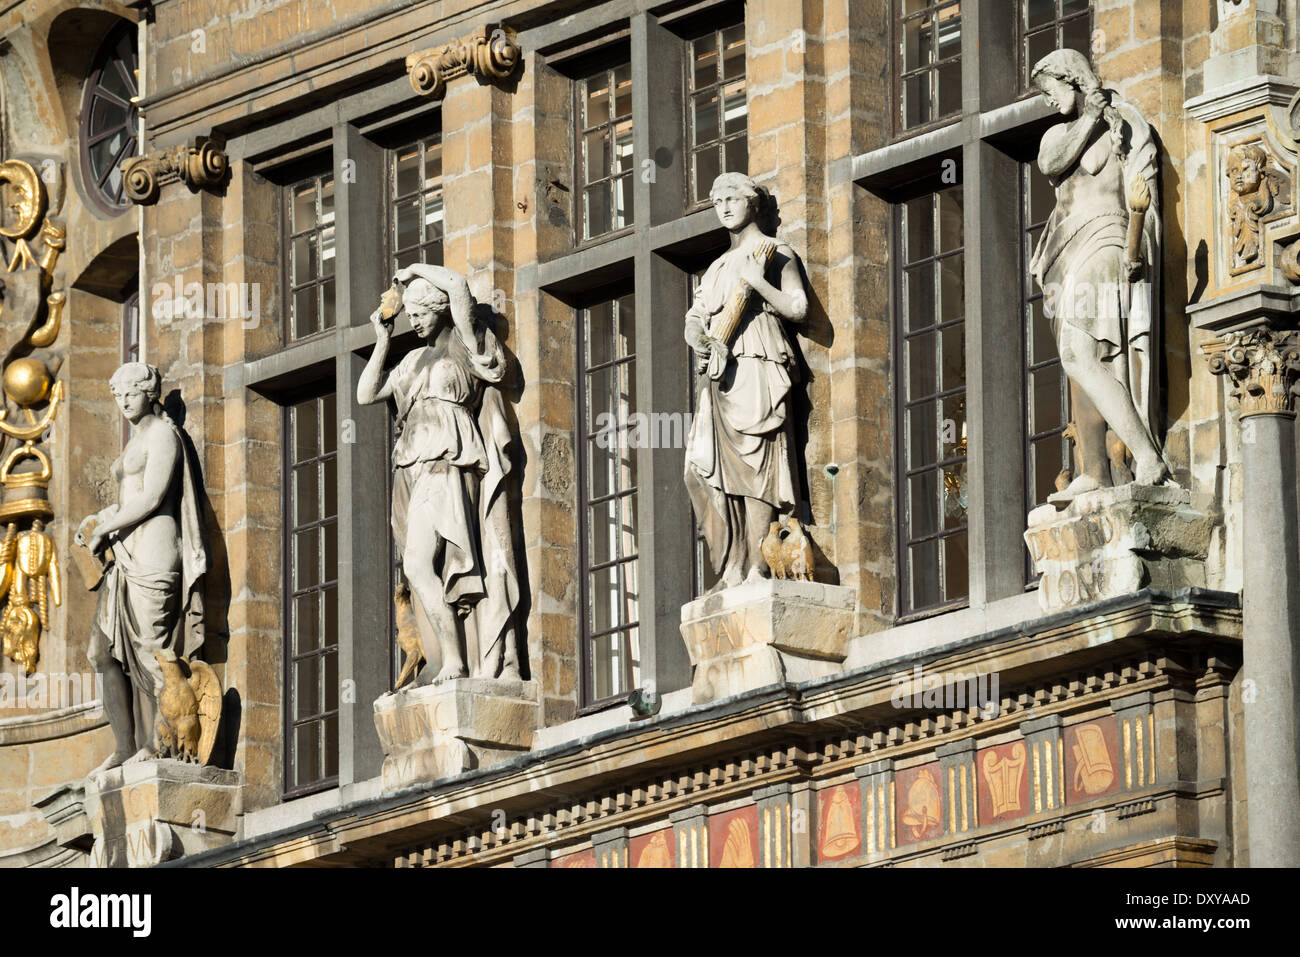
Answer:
[0,0,1292,868]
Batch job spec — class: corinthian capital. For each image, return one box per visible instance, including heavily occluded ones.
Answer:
[120,137,229,206]
[1204,327,1300,418]
[405,25,521,100]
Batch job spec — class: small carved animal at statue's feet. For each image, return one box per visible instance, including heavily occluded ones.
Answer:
[1134,453,1169,487]
[1047,473,1101,505]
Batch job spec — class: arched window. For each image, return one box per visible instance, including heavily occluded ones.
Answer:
[79,21,139,213]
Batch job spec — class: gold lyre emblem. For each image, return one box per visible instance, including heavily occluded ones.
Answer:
[981,742,1027,819]
[1071,724,1115,795]
[901,768,942,840]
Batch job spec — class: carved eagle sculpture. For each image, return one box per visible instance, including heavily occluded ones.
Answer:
[154,650,222,765]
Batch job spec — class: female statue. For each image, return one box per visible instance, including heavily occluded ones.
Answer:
[358,263,521,684]
[1029,49,1170,500]
[79,363,208,773]
[685,172,808,589]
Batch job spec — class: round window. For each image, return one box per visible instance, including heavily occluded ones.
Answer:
[79,21,139,213]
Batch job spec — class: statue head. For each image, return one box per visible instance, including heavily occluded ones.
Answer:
[402,278,452,339]
[109,361,164,424]
[1227,144,1268,197]
[1030,49,1100,116]
[709,171,764,233]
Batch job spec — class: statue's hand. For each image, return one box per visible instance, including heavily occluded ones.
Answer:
[1083,89,1106,119]
[370,307,392,340]
[737,256,766,291]
[87,530,110,556]
[1126,259,1143,282]
[393,267,415,286]
[708,337,730,366]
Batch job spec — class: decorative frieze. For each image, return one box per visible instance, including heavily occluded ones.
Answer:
[1204,327,1300,417]
[405,25,521,101]
[119,137,229,205]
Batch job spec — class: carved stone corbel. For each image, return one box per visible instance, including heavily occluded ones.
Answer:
[405,25,521,101]
[1203,328,1300,418]
[119,137,229,206]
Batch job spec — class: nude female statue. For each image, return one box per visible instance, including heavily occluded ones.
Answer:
[684,172,809,588]
[358,264,521,684]
[78,363,207,773]
[1030,49,1170,500]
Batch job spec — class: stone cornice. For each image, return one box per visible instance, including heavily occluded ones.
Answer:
[1204,327,1300,418]
[169,591,1241,869]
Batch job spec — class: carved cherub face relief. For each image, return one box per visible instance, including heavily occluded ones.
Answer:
[1228,147,1266,197]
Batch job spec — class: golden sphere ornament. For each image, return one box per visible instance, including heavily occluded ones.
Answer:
[3,358,52,407]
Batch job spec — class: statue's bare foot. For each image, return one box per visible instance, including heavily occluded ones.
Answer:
[1134,455,1168,486]
[1047,474,1101,505]
[122,747,154,766]
[432,663,468,684]
[90,750,134,777]
[498,664,522,682]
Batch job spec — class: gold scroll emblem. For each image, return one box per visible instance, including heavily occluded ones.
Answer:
[1071,725,1115,796]
[981,742,1027,819]
[901,768,941,840]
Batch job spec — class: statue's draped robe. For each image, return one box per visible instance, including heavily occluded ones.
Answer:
[684,241,799,575]
[389,323,520,676]
[1029,98,1163,460]
[91,421,208,735]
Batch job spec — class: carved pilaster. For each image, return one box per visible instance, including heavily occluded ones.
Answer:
[1203,327,1300,418]
[405,25,521,101]
[119,137,229,205]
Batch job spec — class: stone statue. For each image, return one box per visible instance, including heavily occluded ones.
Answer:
[358,263,522,684]
[78,363,209,774]
[685,172,808,589]
[1029,49,1170,502]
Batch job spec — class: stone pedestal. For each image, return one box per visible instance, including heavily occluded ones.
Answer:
[373,678,539,792]
[1025,485,1216,614]
[84,761,242,868]
[679,579,857,705]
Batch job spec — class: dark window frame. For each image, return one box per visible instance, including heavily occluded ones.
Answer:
[1018,0,1094,94]
[387,132,446,274]
[574,57,636,243]
[892,0,964,138]
[79,20,139,215]
[575,289,642,710]
[892,186,970,620]
[282,388,341,800]
[682,14,748,209]
[282,171,337,343]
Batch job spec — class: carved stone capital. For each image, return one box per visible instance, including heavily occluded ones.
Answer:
[405,25,521,101]
[120,137,228,206]
[1204,327,1300,418]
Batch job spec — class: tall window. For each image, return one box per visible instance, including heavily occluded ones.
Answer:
[578,293,640,704]
[577,62,634,240]
[285,393,339,796]
[896,186,967,615]
[285,173,336,340]
[1021,0,1092,89]
[897,0,962,132]
[389,134,444,272]
[686,19,747,205]
[1022,163,1069,523]
[80,21,138,213]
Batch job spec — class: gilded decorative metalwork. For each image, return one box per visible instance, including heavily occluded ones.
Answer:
[0,156,68,674]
